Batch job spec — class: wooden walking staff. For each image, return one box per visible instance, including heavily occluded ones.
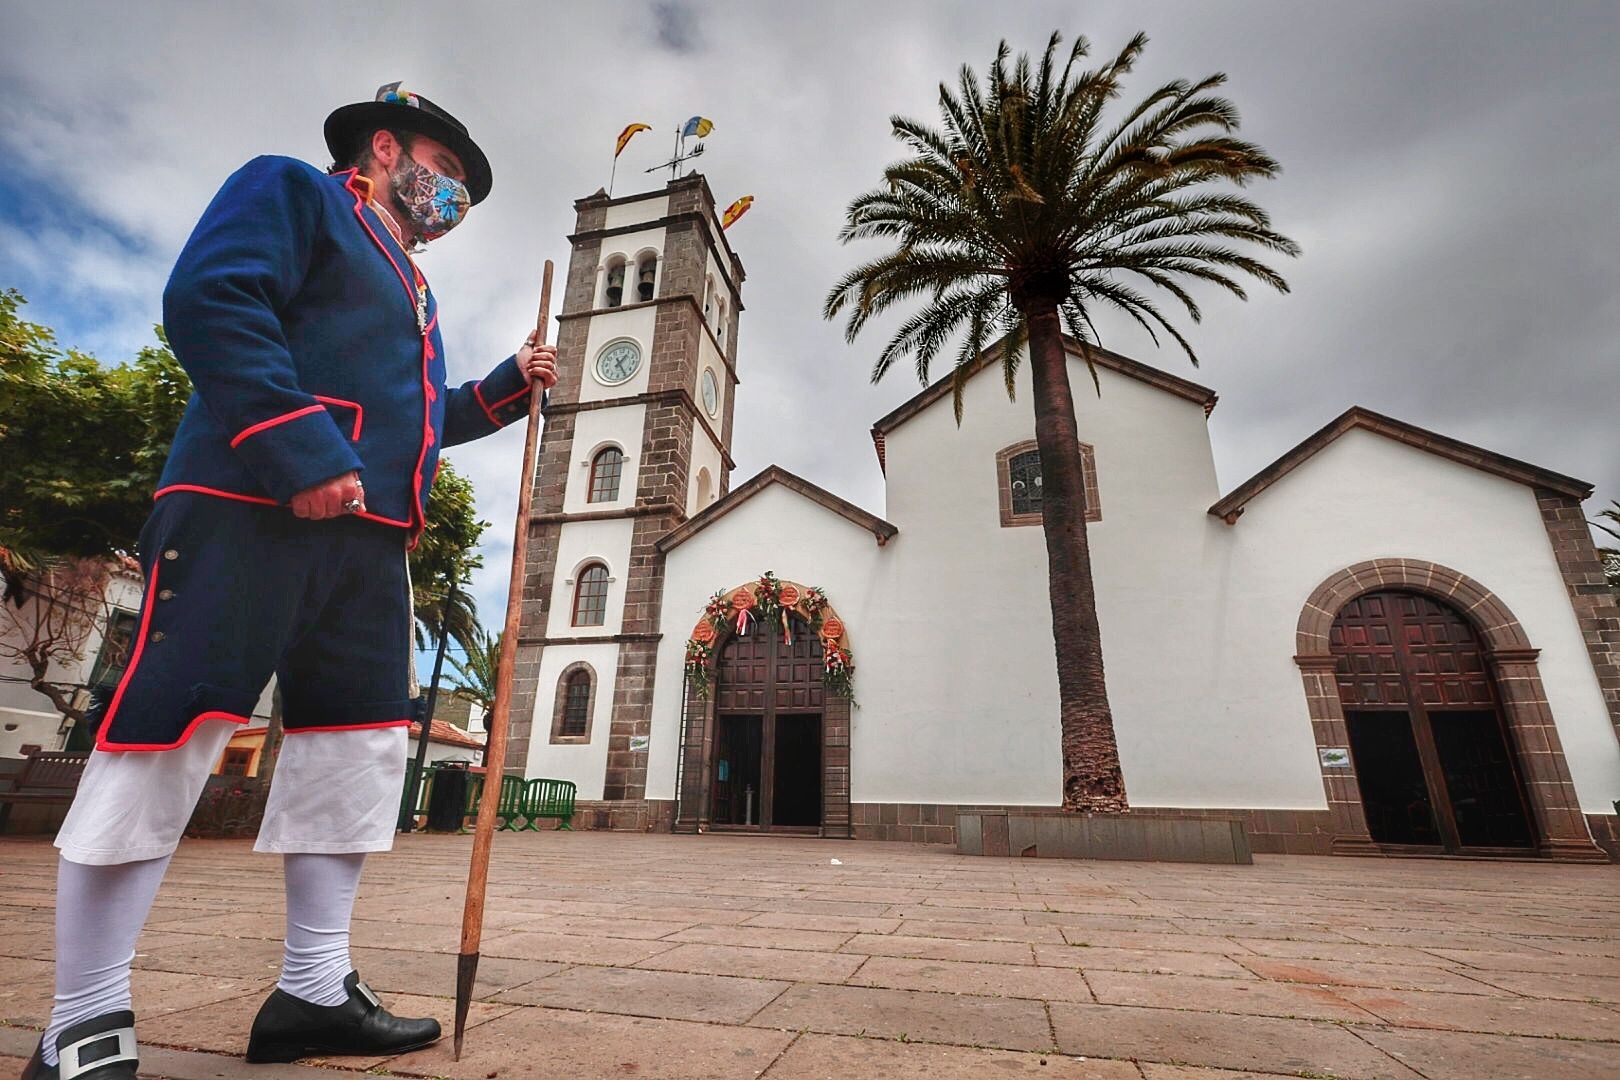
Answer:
[454,259,554,1059]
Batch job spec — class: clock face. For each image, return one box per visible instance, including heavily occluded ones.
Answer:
[594,340,642,385]
[701,368,720,417]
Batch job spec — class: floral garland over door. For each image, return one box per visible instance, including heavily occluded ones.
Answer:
[684,571,853,699]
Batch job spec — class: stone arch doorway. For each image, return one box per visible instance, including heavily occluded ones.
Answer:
[674,579,853,838]
[1296,559,1603,860]
[1332,590,1534,852]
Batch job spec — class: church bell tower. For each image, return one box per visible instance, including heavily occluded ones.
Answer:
[507,174,744,826]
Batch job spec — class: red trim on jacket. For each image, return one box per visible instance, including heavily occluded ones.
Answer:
[154,484,280,507]
[229,404,325,448]
[487,384,530,412]
[283,719,412,735]
[342,169,435,540]
[92,562,258,752]
[96,710,252,752]
[314,395,364,440]
[473,382,500,426]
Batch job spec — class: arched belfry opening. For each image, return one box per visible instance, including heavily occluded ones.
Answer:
[674,579,853,837]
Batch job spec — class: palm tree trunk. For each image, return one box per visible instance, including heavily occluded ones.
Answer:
[1025,304,1129,812]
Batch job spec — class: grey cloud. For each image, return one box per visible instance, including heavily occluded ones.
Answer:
[3,0,1616,651]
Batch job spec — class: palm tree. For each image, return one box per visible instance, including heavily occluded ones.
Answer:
[448,628,501,733]
[1592,499,1620,590]
[414,581,479,655]
[826,31,1298,811]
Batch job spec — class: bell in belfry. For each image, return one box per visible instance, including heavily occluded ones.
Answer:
[605,263,625,307]
[638,260,656,302]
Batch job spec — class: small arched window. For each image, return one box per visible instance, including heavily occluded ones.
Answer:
[550,662,596,743]
[588,446,624,503]
[560,669,591,737]
[716,297,726,341]
[572,563,610,626]
[636,253,658,302]
[703,275,715,319]
[603,256,627,308]
[695,466,713,510]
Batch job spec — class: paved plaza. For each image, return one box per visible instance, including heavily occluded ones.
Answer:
[2,831,1618,1079]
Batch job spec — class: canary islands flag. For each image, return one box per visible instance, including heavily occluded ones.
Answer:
[682,116,715,138]
[615,123,652,157]
[721,195,754,230]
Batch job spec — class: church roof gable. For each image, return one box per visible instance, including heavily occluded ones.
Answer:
[1208,406,1591,522]
[657,465,898,553]
[868,338,1217,473]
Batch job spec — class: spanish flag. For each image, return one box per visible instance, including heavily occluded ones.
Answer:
[682,116,715,139]
[722,195,754,230]
[615,122,652,158]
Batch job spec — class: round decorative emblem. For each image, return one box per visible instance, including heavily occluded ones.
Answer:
[777,584,801,608]
[820,617,845,641]
[692,621,716,643]
[731,589,755,610]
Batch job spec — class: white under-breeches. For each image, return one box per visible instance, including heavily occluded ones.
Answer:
[54,718,408,865]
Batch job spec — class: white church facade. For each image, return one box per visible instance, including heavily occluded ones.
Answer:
[510,174,1620,861]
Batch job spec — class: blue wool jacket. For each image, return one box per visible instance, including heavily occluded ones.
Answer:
[158,155,539,534]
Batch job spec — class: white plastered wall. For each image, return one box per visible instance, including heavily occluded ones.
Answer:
[545,518,636,639]
[1210,428,1620,814]
[522,642,621,798]
[646,483,887,800]
[871,351,1225,807]
[564,404,647,513]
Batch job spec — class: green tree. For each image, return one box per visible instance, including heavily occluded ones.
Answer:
[447,627,501,732]
[409,459,489,654]
[826,33,1297,811]
[0,289,190,579]
[1,288,491,715]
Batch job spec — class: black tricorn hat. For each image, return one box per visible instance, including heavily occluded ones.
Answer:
[325,82,492,204]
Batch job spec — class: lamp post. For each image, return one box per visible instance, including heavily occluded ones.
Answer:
[401,582,456,832]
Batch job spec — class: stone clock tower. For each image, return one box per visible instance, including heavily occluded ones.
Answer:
[507,174,743,828]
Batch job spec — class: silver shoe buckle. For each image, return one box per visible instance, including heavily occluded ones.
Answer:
[355,979,383,1009]
[58,1026,137,1080]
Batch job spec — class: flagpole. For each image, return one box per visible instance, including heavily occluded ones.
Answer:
[609,151,618,197]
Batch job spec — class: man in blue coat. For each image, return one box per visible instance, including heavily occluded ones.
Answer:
[26,84,557,1080]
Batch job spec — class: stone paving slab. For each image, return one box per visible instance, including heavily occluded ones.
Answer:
[748,982,1055,1052]
[763,1032,1138,1078]
[491,964,791,1023]
[385,1004,794,1079]
[2,831,1617,1080]
[1049,1001,1423,1077]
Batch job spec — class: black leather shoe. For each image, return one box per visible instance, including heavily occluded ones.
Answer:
[20,1010,140,1079]
[244,971,440,1063]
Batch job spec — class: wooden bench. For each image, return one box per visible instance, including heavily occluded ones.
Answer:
[0,749,89,833]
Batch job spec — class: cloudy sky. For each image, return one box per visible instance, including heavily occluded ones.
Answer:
[5,1,1617,669]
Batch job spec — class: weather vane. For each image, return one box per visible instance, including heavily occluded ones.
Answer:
[647,115,714,179]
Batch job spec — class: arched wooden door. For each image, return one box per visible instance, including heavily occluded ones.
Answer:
[1331,590,1535,853]
[710,614,824,832]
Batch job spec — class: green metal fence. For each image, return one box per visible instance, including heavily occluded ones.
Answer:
[399,763,575,833]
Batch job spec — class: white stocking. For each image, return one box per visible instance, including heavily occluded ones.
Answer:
[41,854,172,1065]
[279,852,366,1006]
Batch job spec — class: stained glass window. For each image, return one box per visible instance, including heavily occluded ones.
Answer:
[1009,449,1043,515]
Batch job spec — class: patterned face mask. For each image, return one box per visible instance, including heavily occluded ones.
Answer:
[387,151,470,242]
